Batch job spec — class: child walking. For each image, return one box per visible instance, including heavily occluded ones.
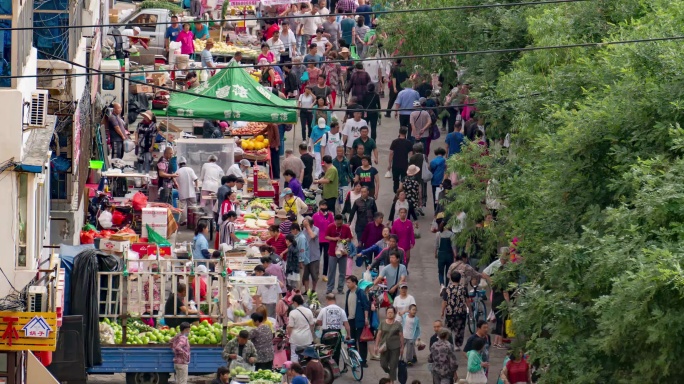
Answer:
[401,304,421,365]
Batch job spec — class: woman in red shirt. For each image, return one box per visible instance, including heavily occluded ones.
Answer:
[501,350,531,384]
[266,225,288,259]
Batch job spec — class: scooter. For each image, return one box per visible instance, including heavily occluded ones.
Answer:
[294,343,340,384]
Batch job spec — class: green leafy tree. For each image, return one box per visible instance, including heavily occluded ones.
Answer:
[385,0,684,381]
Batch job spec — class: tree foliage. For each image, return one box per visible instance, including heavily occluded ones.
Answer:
[382,0,684,381]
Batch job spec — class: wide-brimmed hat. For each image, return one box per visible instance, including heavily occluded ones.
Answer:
[407,164,420,176]
[358,280,373,291]
[275,209,288,218]
[340,47,350,53]
[140,110,154,121]
[302,346,319,359]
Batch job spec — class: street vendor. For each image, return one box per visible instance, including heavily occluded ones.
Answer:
[227,158,250,180]
[191,19,210,40]
[222,330,257,368]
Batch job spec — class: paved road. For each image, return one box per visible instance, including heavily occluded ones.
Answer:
[89,94,506,383]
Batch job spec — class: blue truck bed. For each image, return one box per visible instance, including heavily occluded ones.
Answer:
[87,346,225,374]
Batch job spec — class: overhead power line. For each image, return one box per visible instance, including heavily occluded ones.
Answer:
[39,49,485,113]
[0,0,590,31]
[10,34,684,80]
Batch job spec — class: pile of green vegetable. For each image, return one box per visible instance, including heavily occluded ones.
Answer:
[99,318,248,345]
[249,369,283,383]
[140,0,183,15]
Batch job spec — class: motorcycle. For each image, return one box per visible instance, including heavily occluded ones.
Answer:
[294,343,340,384]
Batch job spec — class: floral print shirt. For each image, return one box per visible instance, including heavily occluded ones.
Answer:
[443,283,468,316]
[171,333,191,364]
[143,281,160,312]
[428,339,458,377]
[250,324,274,363]
[403,178,421,207]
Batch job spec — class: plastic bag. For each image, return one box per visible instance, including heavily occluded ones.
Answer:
[80,230,96,244]
[362,270,373,283]
[505,317,515,337]
[112,210,126,226]
[380,291,393,308]
[398,359,408,384]
[359,326,374,342]
[117,226,136,235]
[98,211,113,229]
[384,170,392,178]
[132,191,148,211]
[228,356,254,372]
[123,139,135,153]
[83,223,97,232]
[146,225,170,246]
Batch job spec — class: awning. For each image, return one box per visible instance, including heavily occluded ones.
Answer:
[15,115,56,173]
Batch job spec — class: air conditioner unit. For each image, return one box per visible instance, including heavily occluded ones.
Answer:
[29,90,49,128]
[28,285,48,312]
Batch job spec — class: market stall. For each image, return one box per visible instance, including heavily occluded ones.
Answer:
[159,61,297,196]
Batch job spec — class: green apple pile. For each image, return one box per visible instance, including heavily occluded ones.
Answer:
[99,318,242,345]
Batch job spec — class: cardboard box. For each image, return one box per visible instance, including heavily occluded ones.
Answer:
[151,73,166,87]
[109,233,140,243]
[142,223,168,239]
[132,84,154,94]
[108,10,119,23]
[142,207,168,224]
[97,239,131,253]
[209,29,222,41]
[159,121,184,142]
[131,243,172,257]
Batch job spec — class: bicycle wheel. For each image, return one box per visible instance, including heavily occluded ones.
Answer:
[467,308,477,334]
[475,300,487,324]
[350,350,364,381]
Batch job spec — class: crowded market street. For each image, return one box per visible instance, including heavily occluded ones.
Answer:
[88,100,506,384]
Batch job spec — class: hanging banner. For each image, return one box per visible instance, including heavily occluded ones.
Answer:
[261,0,298,5]
[229,0,260,5]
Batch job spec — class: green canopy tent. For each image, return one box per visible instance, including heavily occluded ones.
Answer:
[161,62,297,123]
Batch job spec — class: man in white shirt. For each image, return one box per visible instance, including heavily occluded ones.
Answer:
[286,295,315,362]
[296,3,319,56]
[176,157,198,225]
[267,30,286,62]
[363,55,383,89]
[120,26,140,51]
[316,293,351,362]
[279,21,297,63]
[321,121,343,158]
[199,155,225,214]
[226,159,250,180]
[342,110,368,155]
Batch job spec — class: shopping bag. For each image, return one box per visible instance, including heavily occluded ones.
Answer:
[384,170,392,178]
[398,359,408,384]
[359,326,374,342]
[505,317,515,338]
[132,191,148,211]
[380,291,393,308]
[362,270,373,282]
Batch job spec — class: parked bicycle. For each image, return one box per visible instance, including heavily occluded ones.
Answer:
[467,283,488,334]
[325,332,363,381]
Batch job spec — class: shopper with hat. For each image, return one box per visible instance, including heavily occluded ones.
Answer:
[310,117,330,177]
[134,110,158,174]
[176,156,199,225]
[302,346,326,384]
[280,188,308,224]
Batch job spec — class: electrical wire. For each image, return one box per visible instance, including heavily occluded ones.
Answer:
[10,33,684,80]
[0,0,591,31]
[38,48,477,113]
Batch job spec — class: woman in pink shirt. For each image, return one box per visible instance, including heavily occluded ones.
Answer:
[177,23,195,55]
[391,207,415,267]
[312,200,335,281]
